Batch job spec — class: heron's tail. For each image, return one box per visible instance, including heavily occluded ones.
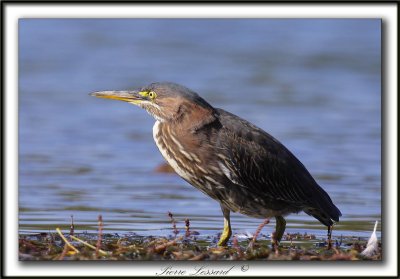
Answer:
[305,207,341,227]
[304,185,342,227]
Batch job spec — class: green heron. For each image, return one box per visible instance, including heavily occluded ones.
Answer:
[90,82,341,246]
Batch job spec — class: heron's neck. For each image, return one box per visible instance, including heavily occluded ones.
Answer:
[173,104,217,132]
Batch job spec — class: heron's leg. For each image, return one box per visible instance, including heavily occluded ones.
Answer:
[272,216,286,245]
[217,205,232,246]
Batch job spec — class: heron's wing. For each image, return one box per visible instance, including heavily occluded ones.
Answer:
[215,109,341,222]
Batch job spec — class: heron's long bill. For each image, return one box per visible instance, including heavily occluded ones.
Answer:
[90,90,144,103]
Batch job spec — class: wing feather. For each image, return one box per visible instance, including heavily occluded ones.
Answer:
[215,108,341,221]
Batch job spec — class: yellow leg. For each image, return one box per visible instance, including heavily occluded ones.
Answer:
[273,216,286,245]
[218,206,232,246]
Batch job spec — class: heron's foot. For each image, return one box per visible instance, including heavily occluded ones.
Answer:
[217,223,232,246]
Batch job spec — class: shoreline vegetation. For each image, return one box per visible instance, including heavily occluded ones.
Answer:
[19,213,381,261]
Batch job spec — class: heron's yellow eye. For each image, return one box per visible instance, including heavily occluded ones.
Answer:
[148,91,157,99]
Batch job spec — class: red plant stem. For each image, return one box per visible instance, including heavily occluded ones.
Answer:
[252,219,270,243]
[233,235,243,258]
[168,211,179,236]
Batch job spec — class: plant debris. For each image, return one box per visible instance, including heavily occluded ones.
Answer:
[18,215,381,261]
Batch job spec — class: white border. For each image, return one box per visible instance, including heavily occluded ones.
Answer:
[5,3,397,277]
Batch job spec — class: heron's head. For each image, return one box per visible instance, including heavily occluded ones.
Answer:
[90,82,215,123]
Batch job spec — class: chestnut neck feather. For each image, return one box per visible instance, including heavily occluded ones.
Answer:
[171,100,217,132]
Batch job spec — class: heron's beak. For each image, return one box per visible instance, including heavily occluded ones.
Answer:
[90,90,145,104]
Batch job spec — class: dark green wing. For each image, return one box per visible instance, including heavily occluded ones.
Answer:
[215,108,341,225]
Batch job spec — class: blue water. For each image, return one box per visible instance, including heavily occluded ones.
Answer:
[19,19,381,239]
